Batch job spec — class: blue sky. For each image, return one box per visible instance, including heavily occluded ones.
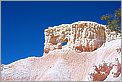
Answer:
[1,1,120,64]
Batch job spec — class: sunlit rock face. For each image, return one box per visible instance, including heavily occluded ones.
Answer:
[1,21,121,81]
[44,21,107,53]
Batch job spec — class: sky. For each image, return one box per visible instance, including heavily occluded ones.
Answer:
[1,1,121,64]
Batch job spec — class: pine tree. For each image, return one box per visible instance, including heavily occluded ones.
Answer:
[100,8,121,34]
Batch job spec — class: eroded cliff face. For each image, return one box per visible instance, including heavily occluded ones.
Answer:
[1,21,121,81]
[44,21,107,53]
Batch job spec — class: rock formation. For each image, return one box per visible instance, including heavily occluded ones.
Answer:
[1,21,121,81]
[44,21,108,53]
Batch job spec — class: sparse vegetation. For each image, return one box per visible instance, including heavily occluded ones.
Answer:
[101,8,121,34]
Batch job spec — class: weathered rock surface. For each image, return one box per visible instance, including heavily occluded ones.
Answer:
[1,21,121,81]
[44,21,107,53]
